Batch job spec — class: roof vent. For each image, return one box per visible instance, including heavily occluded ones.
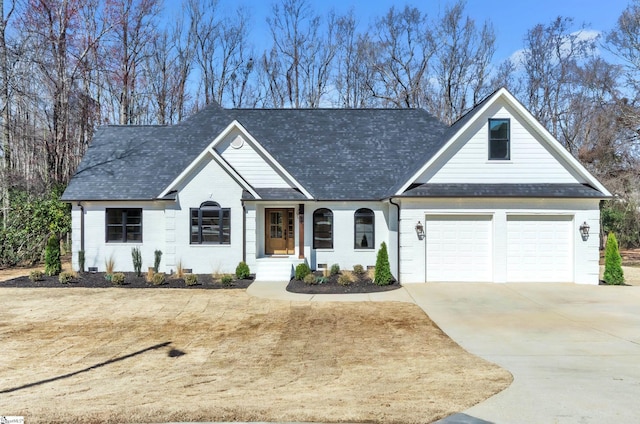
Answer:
[230,136,244,149]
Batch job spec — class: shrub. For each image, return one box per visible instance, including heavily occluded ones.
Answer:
[236,261,251,279]
[146,267,155,283]
[58,271,74,284]
[352,264,365,276]
[295,262,311,280]
[105,255,115,276]
[603,232,624,285]
[44,235,62,276]
[374,242,393,286]
[221,274,233,286]
[131,247,142,277]
[330,263,340,275]
[185,274,198,286]
[316,276,328,284]
[174,260,185,279]
[78,250,85,273]
[338,273,352,286]
[303,273,317,285]
[111,272,126,285]
[154,250,162,273]
[152,272,166,286]
[29,270,44,282]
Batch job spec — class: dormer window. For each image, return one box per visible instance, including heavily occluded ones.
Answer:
[488,118,510,160]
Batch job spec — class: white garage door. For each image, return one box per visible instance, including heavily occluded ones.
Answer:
[425,215,493,282]
[506,215,573,282]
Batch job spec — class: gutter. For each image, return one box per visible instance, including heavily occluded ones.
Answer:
[388,197,400,283]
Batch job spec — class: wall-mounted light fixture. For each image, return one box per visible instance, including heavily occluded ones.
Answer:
[579,221,590,241]
[415,220,425,240]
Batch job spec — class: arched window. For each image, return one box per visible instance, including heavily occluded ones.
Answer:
[313,208,333,249]
[354,208,374,249]
[190,201,230,244]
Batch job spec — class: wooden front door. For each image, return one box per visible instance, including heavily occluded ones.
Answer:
[265,208,295,255]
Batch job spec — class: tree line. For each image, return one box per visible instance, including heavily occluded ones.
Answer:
[1,0,640,266]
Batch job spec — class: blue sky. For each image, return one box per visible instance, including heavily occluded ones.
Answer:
[168,0,632,63]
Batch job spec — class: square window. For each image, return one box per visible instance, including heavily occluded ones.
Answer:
[488,118,510,160]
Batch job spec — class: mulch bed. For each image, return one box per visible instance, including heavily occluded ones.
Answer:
[1,272,254,289]
[287,271,401,294]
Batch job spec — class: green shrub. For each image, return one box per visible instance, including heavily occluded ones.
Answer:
[295,263,311,280]
[374,242,393,286]
[221,274,233,286]
[44,235,62,276]
[338,274,352,286]
[29,270,44,282]
[152,272,166,286]
[131,247,142,277]
[330,263,340,275]
[316,276,328,284]
[185,274,198,286]
[111,272,126,285]
[78,250,85,273]
[603,232,624,285]
[236,261,251,279]
[303,273,317,285]
[58,271,74,284]
[352,264,365,276]
[154,250,162,273]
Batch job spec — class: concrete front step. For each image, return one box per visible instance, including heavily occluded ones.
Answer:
[254,257,305,281]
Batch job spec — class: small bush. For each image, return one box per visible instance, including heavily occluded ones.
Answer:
[303,273,317,285]
[45,235,62,276]
[236,261,251,279]
[174,260,185,279]
[330,263,340,275]
[374,242,393,286]
[29,270,44,282]
[131,247,142,277]
[111,272,126,285]
[338,273,352,286]
[146,267,155,283]
[185,274,198,286]
[152,272,166,286]
[78,250,85,273]
[352,264,365,276]
[58,271,74,284]
[316,276,328,284]
[603,232,624,285]
[105,255,115,276]
[221,274,233,286]
[154,250,162,273]
[295,263,311,280]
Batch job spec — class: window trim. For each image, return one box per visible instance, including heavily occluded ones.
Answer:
[105,208,142,243]
[488,118,510,160]
[190,201,231,245]
[354,208,375,250]
[313,208,333,249]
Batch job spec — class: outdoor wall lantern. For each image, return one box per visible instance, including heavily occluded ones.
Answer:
[415,220,425,240]
[579,221,590,241]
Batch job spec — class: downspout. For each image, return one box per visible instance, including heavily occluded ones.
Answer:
[77,202,85,253]
[241,200,246,262]
[389,197,400,283]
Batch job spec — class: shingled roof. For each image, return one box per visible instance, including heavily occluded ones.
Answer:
[62,105,450,201]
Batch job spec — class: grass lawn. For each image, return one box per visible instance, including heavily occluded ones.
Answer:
[0,287,511,424]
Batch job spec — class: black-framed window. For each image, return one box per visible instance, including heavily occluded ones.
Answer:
[354,208,374,249]
[488,118,510,160]
[313,208,333,249]
[106,208,142,242]
[190,201,230,244]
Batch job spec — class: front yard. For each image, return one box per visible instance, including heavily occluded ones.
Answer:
[0,287,511,424]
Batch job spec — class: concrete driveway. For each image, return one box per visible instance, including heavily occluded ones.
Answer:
[405,283,640,424]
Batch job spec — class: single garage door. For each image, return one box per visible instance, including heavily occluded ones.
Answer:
[425,215,493,282]
[506,215,573,282]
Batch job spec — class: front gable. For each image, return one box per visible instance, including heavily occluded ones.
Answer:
[397,88,611,196]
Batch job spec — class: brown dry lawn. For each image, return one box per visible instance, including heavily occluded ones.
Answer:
[0,284,512,424]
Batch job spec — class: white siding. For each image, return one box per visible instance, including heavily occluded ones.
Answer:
[399,198,600,285]
[216,129,292,188]
[417,103,583,184]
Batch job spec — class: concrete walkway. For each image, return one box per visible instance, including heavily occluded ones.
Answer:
[249,281,640,424]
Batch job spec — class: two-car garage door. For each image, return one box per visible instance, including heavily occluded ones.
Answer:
[425,214,574,282]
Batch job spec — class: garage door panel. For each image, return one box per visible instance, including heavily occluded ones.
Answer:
[507,215,573,282]
[426,215,492,282]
